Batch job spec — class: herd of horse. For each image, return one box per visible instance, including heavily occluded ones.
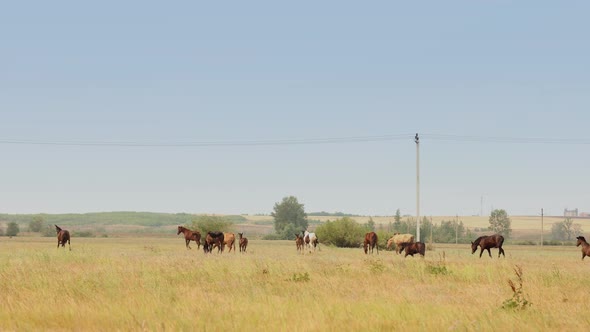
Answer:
[363,232,505,258]
[52,224,590,261]
[176,226,247,254]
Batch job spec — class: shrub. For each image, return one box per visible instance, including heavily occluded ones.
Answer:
[6,222,19,237]
[190,215,232,233]
[502,265,531,310]
[73,231,95,238]
[315,217,365,248]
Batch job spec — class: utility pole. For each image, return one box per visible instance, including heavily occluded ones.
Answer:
[430,216,433,245]
[415,133,420,242]
[541,208,543,248]
[455,214,459,245]
[480,196,483,216]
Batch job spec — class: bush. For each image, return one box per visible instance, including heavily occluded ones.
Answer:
[72,231,95,238]
[42,226,55,237]
[190,215,232,233]
[6,222,19,237]
[315,217,365,248]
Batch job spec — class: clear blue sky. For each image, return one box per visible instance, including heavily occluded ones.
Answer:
[1,1,589,217]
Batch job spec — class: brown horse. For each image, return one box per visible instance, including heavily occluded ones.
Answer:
[471,234,505,258]
[364,232,379,254]
[295,234,304,253]
[177,226,201,250]
[400,242,425,257]
[204,231,225,254]
[224,232,236,253]
[238,232,248,253]
[576,236,590,260]
[55,225,71,251]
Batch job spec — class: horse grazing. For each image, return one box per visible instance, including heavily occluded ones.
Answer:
[55,225,71,251]
[303,230,319,253]
[238,232,248,253]
[471,234,505,258]
[224,232,236,253]
[204,231,225,254]
[400,242,425,257]
[295,234,305,254]
[576,236,590,260]
[177,226,201,250]
[364,232,379,254]
[387,233,415,254]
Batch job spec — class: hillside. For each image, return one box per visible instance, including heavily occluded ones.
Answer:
[1,212,587,240]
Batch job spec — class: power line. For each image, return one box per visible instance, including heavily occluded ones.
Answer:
[0,133,589,147]
[424,134,590,145]
[0,134,412,147]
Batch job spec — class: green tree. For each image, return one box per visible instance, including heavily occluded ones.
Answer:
[29,216,45,232]
[420,216,433,243]
[42,225,55,237]
[271,196,308,236]
[392,209,404,232]
[394,209,401,223]
[6,222,20,237]
[366,217,375,232]
[489,209,512,238]
[190,215,232,233]
[551,217,583,241]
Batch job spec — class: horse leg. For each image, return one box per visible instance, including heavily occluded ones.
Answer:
[479,248,484,258]
[68,239,71,251]
[487,248,492,258]
[186,239,191,249]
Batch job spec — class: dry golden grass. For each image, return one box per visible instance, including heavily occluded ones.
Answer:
[1,236,589,331]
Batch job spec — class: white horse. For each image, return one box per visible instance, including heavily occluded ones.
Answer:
[303,230,319,253]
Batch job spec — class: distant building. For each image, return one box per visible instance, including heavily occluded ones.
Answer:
[564,208,578,217]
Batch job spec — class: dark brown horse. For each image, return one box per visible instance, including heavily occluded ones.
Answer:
[238,232,248,253]
[364,232,379,254]
[576,236,590,260]
[471,234,505,258]
[400,242,425,257]
[177,226,201,250]
[203,231,225,254]
[55,225,71,251]
[295,234,304,254]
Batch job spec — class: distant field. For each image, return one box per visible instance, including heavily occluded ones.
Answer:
[238,214,578,240]
[1,236,589,331]
[2,213,585,240]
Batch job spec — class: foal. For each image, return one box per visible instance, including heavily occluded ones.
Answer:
[55,225,71,251]
[364,232,379,254]
[295,234,304,254]
[238,232,248,253]
[576,236,590,260]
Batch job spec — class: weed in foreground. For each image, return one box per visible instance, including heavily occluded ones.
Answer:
[502,265,531,310]
[289,272,310,282]
[425,252,450,276]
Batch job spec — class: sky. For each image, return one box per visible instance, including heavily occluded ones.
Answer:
[1,1,589,217]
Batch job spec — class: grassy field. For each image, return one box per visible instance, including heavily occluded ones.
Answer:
[1,236,589,331]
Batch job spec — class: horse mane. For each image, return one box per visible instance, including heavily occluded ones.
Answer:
[473,236,487,245]
[577,236,587,243]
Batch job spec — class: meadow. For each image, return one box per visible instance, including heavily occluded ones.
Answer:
[1,236,589,331]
